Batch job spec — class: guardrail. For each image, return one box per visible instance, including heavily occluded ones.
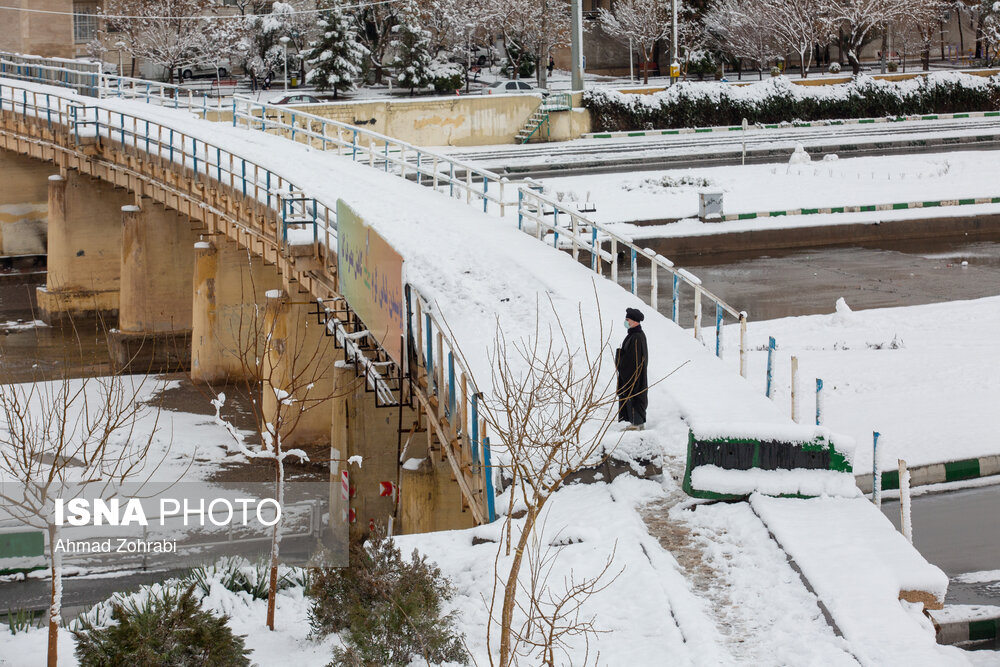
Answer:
[0,78,498,524]
[0,53,101,97]
[232,95,519,216]
[406,287,498,523]
[517,185,748,371]
[0,51,223,118]
[229,95,749,370]
[99,73,228,117]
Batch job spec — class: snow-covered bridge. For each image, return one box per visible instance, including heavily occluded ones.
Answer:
[0,57,963,663]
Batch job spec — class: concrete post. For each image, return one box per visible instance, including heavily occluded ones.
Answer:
[110,201,199,371]
[399,444,477,535]
[191,238,281,384]
[0,150,51,257]
[261,290,335,451]
[570,0,585,91]
[37,170,131,323]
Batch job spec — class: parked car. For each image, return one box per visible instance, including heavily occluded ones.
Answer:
[271,93,321,105]
[178,64,230,81]
[483,80,547,95]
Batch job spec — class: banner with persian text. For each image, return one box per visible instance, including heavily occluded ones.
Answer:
[336,200,405,365]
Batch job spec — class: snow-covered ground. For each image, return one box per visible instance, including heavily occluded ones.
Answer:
[538,150,1000,229]
[726,295,1000,472]
[1,79,995,665]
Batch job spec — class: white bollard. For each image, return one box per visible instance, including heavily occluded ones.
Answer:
[790,355,798,422]
[899,459,912,544]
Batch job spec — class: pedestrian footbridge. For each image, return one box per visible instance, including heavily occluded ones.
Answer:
[0,55,854,536]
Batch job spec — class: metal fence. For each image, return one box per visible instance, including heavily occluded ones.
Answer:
[229,95,749,370]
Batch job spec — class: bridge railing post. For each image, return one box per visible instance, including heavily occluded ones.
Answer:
[739,312,748,378]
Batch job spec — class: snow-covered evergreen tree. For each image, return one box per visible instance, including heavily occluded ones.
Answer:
[305,3,368,98]
[391,0,434,94]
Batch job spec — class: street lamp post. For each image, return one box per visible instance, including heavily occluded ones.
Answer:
[115,41,125,77]
[279,36,290,92]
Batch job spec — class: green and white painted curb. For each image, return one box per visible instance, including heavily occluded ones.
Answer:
[855,454,1000,494]
[585,110,1000,140]
[930,608,1000,646]
[718,196,1000,222]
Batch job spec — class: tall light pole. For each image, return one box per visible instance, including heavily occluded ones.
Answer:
[279,36,290,92]
[570,0,584,91]
[670,0,679,85]
[115,41,125,77]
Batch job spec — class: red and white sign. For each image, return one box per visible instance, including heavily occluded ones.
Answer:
[348,508,356,524]
[379,481,396,498]
[341,471,349,502]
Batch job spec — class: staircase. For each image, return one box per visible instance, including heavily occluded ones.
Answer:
[516,110,549,144]
[515,93,574,144]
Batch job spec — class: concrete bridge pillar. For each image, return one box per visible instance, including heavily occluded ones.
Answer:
[331,373,413,540]
[0,150,51,258]
[398,431,478,535]
[37,170,132,323]
[261,290,336,451]
[109,201,200,371]
[191,238,282,384]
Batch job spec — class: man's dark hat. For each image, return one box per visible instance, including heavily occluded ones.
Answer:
[625,307,644,322]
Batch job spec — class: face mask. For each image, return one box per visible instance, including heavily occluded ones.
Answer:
[624,320,629,329]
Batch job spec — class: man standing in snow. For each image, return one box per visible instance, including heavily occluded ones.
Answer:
[616,307,648,431]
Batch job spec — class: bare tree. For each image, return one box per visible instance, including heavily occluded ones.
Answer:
[206,268,356,631]
[705,0,781,78]
[99,0,217,83]
[827,0,907,75]
[0,353,165,667]
[352,0,401,85]
[766,0,831,77]
[484,0,570,88]
[475,300,622,667]
[508,520,621,666]
[597,0,671,85]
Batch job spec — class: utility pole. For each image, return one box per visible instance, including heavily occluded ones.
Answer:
[571,0,584,91]
[670,0,679,85]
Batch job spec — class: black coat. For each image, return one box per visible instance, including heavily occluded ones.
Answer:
[615,324,648,425]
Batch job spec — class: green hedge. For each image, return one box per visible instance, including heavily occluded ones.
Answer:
[586,72,1000,132]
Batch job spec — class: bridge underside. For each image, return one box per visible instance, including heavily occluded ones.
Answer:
[0,115,479,539]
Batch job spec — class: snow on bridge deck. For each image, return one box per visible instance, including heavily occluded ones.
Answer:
[48,85,827,468]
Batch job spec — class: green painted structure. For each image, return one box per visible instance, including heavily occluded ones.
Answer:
[682,430,853,500]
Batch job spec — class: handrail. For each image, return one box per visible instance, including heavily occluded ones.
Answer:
[0,53,101,97]
[231,95,519,217]
[517,184,749,374]
[0,52,221,118]
[406,288,497,523]
[99,73,226,117]
[229,94,750,376]
[0,77,498,523]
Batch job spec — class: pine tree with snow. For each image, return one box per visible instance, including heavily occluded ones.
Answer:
[391,0,434,95]
[305,3,367,98]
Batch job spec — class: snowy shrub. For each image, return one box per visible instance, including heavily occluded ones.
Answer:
[186,557,299,601]
[585,72,1000,132]
[308,529,468,666]
[828,62,842,74]
[73,585,251,667]
[429,60,464,94]
[888,61,899,73]
[770,66,781,77]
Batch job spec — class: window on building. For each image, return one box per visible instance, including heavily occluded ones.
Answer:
[73,3,98,43]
